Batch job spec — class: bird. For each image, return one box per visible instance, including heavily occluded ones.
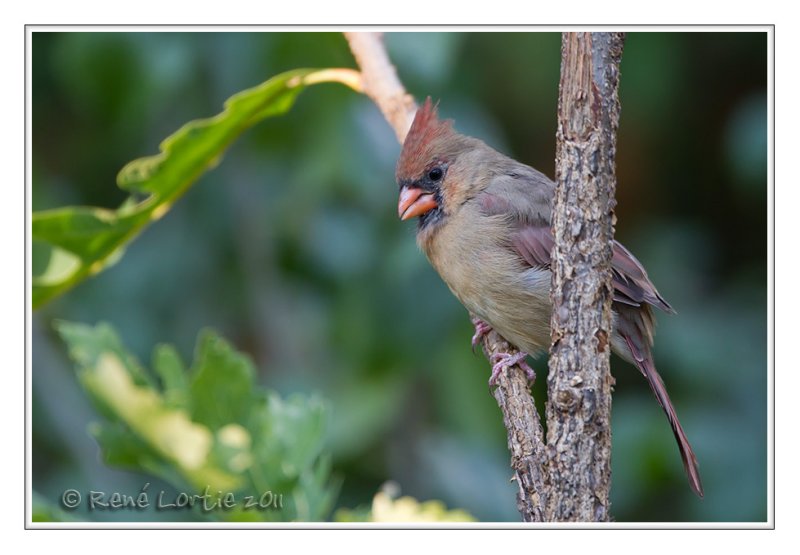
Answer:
[395,98,703,498]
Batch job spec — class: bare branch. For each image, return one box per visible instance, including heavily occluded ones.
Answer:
[343,32,417,143]
[483,331,549,522]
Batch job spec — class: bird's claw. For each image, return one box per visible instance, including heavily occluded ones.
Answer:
[470,317,535,386]
[488,351,536,386]
[471,317,492,353]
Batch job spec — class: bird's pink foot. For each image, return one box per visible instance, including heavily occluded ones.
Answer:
[471,317,492,352]
[488,351,536,386]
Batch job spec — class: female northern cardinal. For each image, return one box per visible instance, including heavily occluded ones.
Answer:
[396,98,703,498]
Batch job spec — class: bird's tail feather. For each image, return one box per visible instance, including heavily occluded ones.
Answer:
[623,334,704,498]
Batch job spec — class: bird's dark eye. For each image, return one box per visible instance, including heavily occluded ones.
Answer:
[428,167,444,182]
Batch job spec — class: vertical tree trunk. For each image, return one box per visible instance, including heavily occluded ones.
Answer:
[545,32,625,522]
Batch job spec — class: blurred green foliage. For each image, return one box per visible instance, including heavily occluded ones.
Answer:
[53,321,337,521]
[32,31,768,522]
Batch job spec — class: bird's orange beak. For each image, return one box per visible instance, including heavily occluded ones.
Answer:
[398,186,438,220]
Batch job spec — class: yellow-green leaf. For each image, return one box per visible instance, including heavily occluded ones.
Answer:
[33,68,360,308]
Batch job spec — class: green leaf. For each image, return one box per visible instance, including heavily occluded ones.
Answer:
[293,455,340,521]
[32,68,347,309]
[55,320,153,390]
[89,421,190,490]
[249,392,329,484]
[57,321,338,521]
[188,330,256,430]
[153,344,188,409]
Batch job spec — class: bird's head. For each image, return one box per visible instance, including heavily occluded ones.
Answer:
[395,98,483,231]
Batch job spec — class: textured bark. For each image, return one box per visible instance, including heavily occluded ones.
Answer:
[482,330,548,521]
[545,32,625,522]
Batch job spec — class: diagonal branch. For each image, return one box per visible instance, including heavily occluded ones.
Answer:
[343,32,417,143]
[344,31,548,522]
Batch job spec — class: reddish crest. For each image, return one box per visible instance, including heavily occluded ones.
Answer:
[396,97,456,181]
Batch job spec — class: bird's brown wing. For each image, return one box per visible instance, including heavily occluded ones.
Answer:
[476,180,672,313]
[509,223,675,315]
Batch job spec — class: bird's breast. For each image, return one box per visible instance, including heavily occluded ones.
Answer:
[419,209,553,356]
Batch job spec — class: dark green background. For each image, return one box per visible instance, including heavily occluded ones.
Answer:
[32,31,768,522]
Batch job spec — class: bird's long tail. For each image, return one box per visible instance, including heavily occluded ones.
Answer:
[623,334,704,498]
